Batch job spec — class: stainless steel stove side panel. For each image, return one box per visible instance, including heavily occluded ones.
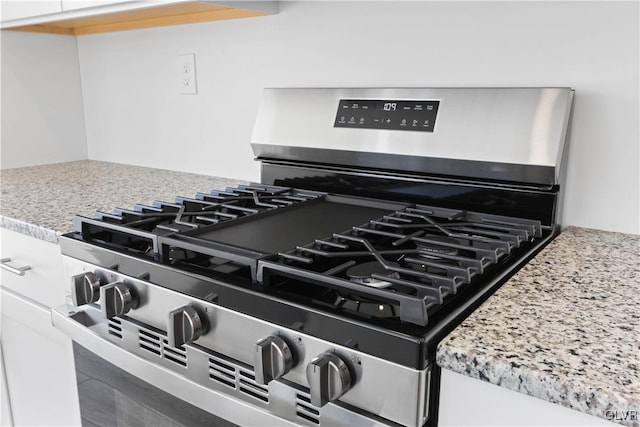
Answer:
[62,256,429,427]
[250,87,574,185]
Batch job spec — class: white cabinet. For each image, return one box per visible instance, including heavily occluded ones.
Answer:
[61,0,133,11]
[1,1,278,35]
[1,289,81,426]
[0,229,67,308]
[0,1,62,22]
[0,349,13,426]
[0,229,81,426]
[438,369,617,426]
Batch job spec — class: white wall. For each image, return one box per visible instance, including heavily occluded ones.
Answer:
[76,1,639,234]
[1,31,87,169]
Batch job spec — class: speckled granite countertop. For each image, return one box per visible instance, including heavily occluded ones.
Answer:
[0,160,246,243]
[3,161,639,425]
[437,227,640,426]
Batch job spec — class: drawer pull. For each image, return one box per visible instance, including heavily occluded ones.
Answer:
[0,258,32,276]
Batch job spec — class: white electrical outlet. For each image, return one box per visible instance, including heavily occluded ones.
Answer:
[178,53,197,95]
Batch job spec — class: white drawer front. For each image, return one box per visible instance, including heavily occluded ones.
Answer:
[0,228,66,308]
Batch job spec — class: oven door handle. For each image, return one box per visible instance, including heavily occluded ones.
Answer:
[51,304,159,371]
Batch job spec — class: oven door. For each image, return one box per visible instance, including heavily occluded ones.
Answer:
[72,343,235,427]
[51,304,299,427]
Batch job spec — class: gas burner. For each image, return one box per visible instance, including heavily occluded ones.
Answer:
[408,255,460,276]
[337,296,397,318]
[417,235,460,257]
[346,261,399,289]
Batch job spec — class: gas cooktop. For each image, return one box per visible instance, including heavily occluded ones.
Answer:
[66,183,549,351]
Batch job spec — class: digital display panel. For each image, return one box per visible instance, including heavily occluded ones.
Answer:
[334,99,440,132]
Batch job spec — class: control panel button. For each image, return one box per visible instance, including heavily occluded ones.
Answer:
[334,99,439,132]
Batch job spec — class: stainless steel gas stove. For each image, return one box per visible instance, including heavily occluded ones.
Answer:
[53,88,574,427]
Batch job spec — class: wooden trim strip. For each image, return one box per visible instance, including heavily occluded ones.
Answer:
[4,25,75,36]
[2,3,273,36]
[72,8,268,35]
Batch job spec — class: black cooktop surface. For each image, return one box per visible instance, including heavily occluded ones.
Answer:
[175,195,406,255]
[62,183,555,369]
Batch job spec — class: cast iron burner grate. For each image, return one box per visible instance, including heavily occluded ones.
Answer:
[257,204,542,326]
[71,184,543,328]
[71,184,324,259]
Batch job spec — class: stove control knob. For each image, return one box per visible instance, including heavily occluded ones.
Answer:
[71,272,101,306]
[168,306,204,348]
[254,336,294,385]
[100,282,138,319]
[306,352,352,407]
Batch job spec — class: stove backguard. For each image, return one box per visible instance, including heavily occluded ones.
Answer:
[251,87,574,187]
[251,87,574,232]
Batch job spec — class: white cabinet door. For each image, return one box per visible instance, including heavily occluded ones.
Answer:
[0,348,13,426]
[439,369,616,426]
[1,288,81,426]
[0,1,62,22]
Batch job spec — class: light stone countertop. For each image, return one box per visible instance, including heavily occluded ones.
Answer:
[2,161,638,425]
[436,227,640,426]
[0,160,246,243]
